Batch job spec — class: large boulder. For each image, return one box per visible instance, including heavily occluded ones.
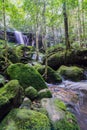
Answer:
[58,65,85,81]
[41,98,80,130]
[36,65,62,84]
[7,63,47,91]
[0,108,51,130]
[47,49,87,70]
[0,80,23,121]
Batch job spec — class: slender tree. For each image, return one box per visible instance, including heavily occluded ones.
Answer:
[63,0,70,49]
[2,0,8,64]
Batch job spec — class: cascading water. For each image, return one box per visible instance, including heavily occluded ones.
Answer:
[14,31,24,44]
[48,80,87,130]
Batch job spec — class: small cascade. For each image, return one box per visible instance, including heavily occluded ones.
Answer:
[14,31,29,45]
[14,31,24,44]
[48,80,87,130]
[23,35,29,46]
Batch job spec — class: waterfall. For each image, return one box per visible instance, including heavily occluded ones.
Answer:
[14,31,24,44]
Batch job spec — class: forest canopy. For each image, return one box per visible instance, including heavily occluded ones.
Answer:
[0,0,87,48]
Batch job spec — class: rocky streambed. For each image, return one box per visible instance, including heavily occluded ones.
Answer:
[48,80,87,130]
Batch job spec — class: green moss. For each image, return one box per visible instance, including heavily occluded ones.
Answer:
[53,112,80,130]
[54,99,66,111]
[38,89,52,99]
[15,45,35,63]
[25,86,38,100]
[48,49,87,70]
[48,51,65,70]
[0,80,22,106]
[0,74,5,87]
[36,65,62,84]
[0,109,51,130]
[0,80,23,120]
[2,46,19,63]
[7,63,47,90]
[58,65,84,81]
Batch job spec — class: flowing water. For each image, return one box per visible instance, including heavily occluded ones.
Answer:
[14,31,29,45]
[48,80,87,130]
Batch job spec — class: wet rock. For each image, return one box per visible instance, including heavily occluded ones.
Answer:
[41,98,80,130]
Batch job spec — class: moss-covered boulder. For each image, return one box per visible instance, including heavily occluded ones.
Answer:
[7,63,47,90]
[15,45,35,63]
[2,46,19,63]
[58,65,85,81]
[0,80,23,121]
[0,108,51,130]
[48,49,87,70]
[0,74,5,87]
[36,65,62,84]
[41,98,80,130]
[0,55,10,73]
[38,89,52,99]
[25,86,38,100]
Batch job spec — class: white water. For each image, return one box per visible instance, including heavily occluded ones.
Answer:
[14,31,24,44]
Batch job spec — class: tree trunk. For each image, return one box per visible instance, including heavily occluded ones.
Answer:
[41,1,48,79]
[2,0,8,64]
[81,0,85,45]
[63,1,70,50]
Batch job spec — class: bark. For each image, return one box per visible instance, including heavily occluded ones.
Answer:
[2,0,8,64]
[63,1,70,50]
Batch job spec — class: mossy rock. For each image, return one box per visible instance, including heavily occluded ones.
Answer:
[47,51,65,70]
[48,49,87,70]
[0,80,23,121]
[15,45,35,63]
[53,112,80,130]
[2,46,19,63]
[58,65,84,81]
[25,86,38,100]
[7,63,47,90]
[38,89,52,99]
[0,108,51,130]
[41,98,80,130]
[36,65,62,84]
[20,97,31,109]
[0,74,5,87]
[0,55,11,73]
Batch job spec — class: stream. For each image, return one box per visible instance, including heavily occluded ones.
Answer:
[48,80,87,130]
